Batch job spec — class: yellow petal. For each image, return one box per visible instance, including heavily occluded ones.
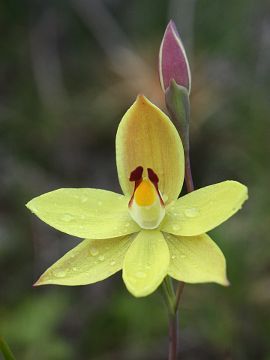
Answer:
[26,189,140,239]
[35,235,133,286]
[161,181,248,236]
[122,230,170,297]
[116,95,184,204]
[165,233,229,286]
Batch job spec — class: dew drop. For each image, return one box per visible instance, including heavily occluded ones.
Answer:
[110,260,116,266]
[53,269,66,278]
[62,213,74,222]
[184,207,199,218]
[98,255,105,262]
[89,246,99,256]
[171,255,176,260]
[135,271,146,278]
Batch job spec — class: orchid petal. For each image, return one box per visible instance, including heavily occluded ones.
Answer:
[161,181,248,236]
[26,189,140,239]
[34,235,134,286]
[116,95,184,204]
[123,230,170,297]
[165,233,229,286]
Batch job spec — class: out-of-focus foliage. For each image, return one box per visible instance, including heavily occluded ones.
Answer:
[0,0,269,359]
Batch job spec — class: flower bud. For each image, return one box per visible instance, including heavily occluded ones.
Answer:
[159,20,191,93]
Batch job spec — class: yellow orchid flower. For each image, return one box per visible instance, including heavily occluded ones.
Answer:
[26,95,248,297]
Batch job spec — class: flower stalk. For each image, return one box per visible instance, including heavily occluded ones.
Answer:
[168,313,178,360]
[163,55,194,360]
[162,277,178,360]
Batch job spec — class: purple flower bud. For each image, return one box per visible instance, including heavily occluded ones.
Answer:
[159,20,191,93]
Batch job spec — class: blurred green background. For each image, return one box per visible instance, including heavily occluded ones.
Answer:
[0,0,269,359]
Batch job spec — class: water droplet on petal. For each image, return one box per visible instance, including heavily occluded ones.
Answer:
[89,246,99,256]
[171,255,176,260]
[184,207,199,218]
[135,271,146,278]
[53,269,66,278]
[62,213,74,222]
[110,260,116,266]
[98,255,105,261]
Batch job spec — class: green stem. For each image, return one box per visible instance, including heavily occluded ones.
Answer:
[164,277,176,306]
[0,337,16,360]
[162,279,174,315]
[162,277,178,360]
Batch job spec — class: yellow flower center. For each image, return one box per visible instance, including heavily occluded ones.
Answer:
[134,179,156,206]
[128,166,165,229]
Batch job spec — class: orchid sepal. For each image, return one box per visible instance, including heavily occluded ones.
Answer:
[116,95,185,204]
